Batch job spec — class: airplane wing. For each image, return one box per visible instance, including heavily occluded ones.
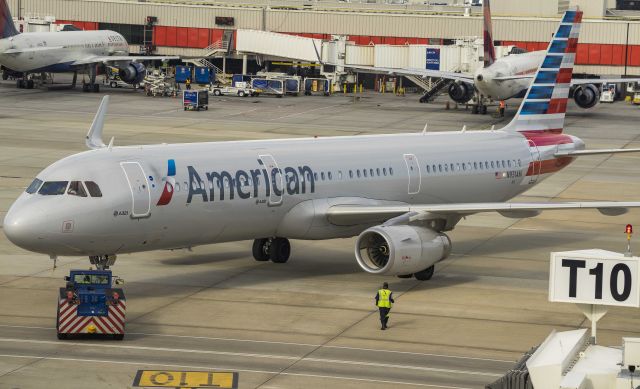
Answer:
[344,65,475,82]
[571,78,640,85]
[327,201,640,226]
[71,55,180,66]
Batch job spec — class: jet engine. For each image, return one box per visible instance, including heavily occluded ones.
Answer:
[118,62,146,85]
[355,225,451,276]
[573,84,600,109]
[448,82,475,104]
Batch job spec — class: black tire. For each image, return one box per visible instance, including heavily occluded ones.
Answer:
[270,238,290,263]
[16,79,24,88]
[110,81,117,88]
[276,94,283,98]
[113,334,124,341]
[213,89,222,96]
[83,84,90,92]
[471,105,479,114]
[92,84,100,93]
[252,238,270,261]
[397,274,413,279]
[2,72,8,80]
[238,90,246,97]
[184,107,187,111]
[205,106,208,111]
[414,266,435,281]
[26,79,34,89]
[480,105,487,115]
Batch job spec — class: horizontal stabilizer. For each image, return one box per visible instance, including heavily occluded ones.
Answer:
[555,148,640,157]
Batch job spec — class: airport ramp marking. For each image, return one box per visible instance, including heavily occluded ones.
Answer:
[0,338,502,377]
[0,353,476,389]
[133,370,238,389]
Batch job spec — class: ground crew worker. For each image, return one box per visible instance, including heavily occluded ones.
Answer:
[499,100,506,117]
[375,282,395,330]
[185,78,192,90]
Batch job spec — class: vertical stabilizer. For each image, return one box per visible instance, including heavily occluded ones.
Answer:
[0,0,19,39]
[483,0,496,68]
[503,9,582,134]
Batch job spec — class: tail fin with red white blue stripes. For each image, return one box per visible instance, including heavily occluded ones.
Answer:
[503,8,582,134]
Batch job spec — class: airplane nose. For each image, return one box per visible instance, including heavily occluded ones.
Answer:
[3,202,47,252]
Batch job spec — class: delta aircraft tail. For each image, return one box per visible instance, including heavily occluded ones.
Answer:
[483,0,497,67]
[0,0,19,39]
[503,8,582,135]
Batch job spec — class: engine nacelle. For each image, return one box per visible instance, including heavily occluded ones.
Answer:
[573,84,600,109]
[118,62,146,85]
[448,82,474,104]
[355,225,451,276]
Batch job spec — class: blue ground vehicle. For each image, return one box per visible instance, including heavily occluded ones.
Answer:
[56,269,126,340]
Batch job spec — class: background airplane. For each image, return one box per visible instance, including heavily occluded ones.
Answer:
[0,0,178,92]
[4,9,640,281]
[348,0,640,113]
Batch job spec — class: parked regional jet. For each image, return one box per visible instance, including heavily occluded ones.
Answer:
[4,9,640,280]
[349,0,639,113]
[0,0,178,92]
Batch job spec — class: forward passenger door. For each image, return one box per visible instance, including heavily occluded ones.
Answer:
[403,154,421,195]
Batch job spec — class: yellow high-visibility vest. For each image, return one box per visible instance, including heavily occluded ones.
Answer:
[377,289,392,308]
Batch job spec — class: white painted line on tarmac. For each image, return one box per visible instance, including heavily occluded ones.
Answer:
[271,104,341,120]
[0,338,501,377]
[0,324,513,364]
[0,353,474,389]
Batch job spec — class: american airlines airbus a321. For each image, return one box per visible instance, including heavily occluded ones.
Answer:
[0,0,178,92]
[4,9,640,280]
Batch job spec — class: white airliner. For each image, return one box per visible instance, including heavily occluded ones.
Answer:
[0,0,178,91]
[4,9,640,280]
[351,0,639,113]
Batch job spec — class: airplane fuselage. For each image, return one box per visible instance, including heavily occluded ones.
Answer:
[474,51,546,100]
[0,30,128,73]
[3,130,582,257]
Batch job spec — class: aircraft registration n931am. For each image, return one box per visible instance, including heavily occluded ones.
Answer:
[4,9,640,280]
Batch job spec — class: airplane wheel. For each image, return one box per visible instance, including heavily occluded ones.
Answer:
[92,83,100,93]
[82,83,90,92]
[2,72,8,80]
[414,266,435,281]
[26,79,34,89]
[481,105,487,115]
[471,105,479,114]
[252,238,270,261]
[16,79,24,88]
[270,238,290,263]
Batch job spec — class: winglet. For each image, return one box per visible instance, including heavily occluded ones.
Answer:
[86,96,109,149]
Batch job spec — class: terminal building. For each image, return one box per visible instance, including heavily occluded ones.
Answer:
[7,0,640,77]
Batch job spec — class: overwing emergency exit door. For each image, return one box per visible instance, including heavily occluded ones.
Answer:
[403,154,421,195]
[120,162,151,218]
[258,154,283,206]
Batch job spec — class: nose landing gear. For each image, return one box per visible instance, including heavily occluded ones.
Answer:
[252,238,291,264]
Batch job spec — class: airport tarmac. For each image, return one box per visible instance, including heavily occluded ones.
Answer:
[0,81,639,389]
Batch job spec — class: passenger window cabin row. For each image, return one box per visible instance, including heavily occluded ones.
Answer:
[425,159,522,175]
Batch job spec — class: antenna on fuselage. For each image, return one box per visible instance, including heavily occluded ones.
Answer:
[86,95,110,150]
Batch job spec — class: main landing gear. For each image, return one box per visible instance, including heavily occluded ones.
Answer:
[89,254,117,270]
[16,78,34,89]
[82,66,100,93]
[398,265,435,281]
[252,238,291,263]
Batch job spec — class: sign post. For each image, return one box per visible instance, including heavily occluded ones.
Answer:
[549,249,640,344]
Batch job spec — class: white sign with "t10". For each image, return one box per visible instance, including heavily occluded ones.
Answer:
[549,250,640,308]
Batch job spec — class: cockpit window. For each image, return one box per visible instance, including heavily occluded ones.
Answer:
[84,181,102,197]
[25,178,43,194]
[67,181,87,197]
[38,181,68,196]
